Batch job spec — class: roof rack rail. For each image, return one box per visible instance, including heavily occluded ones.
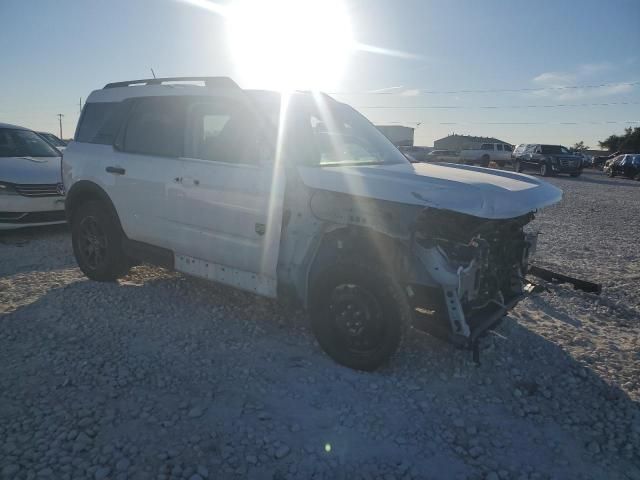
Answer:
[103,77,239,89]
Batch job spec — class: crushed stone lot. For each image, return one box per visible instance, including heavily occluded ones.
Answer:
[1,169,639,480]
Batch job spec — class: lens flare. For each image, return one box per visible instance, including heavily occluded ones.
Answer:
[226,0,354,91]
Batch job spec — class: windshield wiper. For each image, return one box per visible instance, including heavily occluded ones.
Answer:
[17,156,47,162]
[319,160,385,167]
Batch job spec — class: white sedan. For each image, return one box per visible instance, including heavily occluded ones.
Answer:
[0,123,66,229]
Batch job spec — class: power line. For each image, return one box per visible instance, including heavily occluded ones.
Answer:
[355,101,640,110]
[377,120,640,126]
[331,81,640,96]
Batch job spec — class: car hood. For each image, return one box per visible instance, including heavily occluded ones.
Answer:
[1,156,62,184]
[297,162,562,219]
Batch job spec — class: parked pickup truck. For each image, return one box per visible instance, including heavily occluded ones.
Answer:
[63,76,562,371]
[460,143,513,168]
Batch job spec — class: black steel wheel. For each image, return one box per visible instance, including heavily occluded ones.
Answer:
[328,284,386,355]
[78,216,108,270]
[71,200,130,281]
[309,260,410,371]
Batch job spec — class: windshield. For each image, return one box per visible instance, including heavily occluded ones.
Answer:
[39,132,66,147]
[541,145,570,155]
[0,128,60,157]
[283,95,409,167]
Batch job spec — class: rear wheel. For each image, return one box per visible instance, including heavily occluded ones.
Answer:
[71,201,130,281]
[480,155,490,168]
[309,260,410,371]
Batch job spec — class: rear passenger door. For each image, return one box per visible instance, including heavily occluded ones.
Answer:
[110,96,187,250]
[174,96,284,297]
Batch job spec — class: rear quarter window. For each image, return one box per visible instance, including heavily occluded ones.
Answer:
[76,102,125,145]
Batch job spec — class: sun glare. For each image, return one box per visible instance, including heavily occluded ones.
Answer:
[226,0,354,91]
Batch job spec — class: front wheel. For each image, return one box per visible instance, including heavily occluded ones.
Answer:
[309,261,410,371]
[607,169,614,177]
[540,163,550,177]
[480,155,490,168]
[514,160,523,173]
[71,200,131,281]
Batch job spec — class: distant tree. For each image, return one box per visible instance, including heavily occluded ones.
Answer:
[599,127,640,152]
[571,141,589,153]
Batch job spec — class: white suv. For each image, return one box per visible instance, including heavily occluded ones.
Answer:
[63,77,562,370]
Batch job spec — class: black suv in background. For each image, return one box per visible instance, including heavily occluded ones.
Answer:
[605,154,640,180]
[513,144,582,177]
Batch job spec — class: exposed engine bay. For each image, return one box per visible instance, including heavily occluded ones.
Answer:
[411,208,538,346]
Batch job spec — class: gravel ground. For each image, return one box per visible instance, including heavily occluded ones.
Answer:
[1,169,639,480]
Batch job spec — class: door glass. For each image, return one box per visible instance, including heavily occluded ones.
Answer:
[187,100,260,164]
[496,144,503,151]
[123,97,186,157]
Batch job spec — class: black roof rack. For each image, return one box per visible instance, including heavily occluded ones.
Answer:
[103,77,239,89]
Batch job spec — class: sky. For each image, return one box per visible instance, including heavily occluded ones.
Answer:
[1,0,639,148]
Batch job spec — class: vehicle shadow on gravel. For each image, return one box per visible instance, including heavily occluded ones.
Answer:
[565,173,640,187]
[0,223,69,245]
[2,272,639,478]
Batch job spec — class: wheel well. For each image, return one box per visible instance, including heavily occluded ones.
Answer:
[306,227,408,305]
[65,181,119,223]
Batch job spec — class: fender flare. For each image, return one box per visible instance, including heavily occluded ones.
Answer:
[64,180,119,223]
[305,226,409,306]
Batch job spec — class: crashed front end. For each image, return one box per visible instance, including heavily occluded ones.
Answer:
[409,208,538,348]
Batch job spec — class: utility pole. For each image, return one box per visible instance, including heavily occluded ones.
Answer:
[150,68,157,79]
[79,97,83,114]
[57,114,64,139]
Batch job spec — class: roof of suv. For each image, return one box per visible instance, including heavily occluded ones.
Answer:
[86,76,280,105]
[0,122,28,130]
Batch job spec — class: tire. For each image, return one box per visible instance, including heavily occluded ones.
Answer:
[71,200,131,281]
[514,160,523,173]
[309,260,411,371]
[570,172,581,178]
[480,155,490,168]
[540,162,550,177]
[607,169,614,178]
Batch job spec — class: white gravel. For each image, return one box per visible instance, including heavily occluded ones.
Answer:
[1,169,639,480]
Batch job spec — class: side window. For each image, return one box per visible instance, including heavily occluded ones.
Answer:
[123,97,186,157]
[76,102,124,145]
[186,98,260,164]
[496,144,503,151]
[481,143,493,150]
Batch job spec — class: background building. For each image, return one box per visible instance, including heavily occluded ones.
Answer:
[434,134,510,150]
[376,125,414,147]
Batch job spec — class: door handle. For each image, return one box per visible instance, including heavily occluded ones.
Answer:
[106,166,126,175]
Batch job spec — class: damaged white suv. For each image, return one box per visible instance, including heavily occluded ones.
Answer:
[63,77,562,370]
